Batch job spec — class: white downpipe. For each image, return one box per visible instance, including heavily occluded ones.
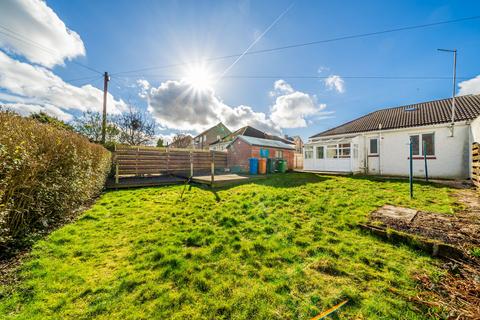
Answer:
[378,124,382,175]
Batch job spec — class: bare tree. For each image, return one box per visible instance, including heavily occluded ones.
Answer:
[114,106,155,146]
[170,134,193,149]
[73,111,119,144]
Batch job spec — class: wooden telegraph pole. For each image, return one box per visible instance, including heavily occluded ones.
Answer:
[101,71,110,144]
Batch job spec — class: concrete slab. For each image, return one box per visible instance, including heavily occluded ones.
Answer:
[193,174,249,182]
[191,174,267,186]
[371,205,418,223]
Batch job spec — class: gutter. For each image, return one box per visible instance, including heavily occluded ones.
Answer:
[307,120,471,143]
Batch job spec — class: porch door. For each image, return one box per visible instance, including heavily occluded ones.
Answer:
[367,138,379,174]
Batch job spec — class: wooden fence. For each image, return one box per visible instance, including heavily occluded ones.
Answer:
[113,145,228,181]
[293,152,303,169]
[472,143,480,188]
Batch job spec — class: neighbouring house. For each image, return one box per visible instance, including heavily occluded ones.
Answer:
[285,135,304,153]
[304,94,480,179]
[210,125,294,151]
[227,135,295,173]
[169,134,193,149]
[193,122,231,150]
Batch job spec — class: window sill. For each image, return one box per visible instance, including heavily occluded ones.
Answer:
[408,156,436,160]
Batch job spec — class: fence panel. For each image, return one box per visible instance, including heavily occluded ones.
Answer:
[113,145,228,178]
[473,143,480,188]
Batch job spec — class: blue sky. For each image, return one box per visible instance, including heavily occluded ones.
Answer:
[1,0,480,142]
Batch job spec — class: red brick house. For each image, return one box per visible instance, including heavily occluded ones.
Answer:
[227,135,295,173]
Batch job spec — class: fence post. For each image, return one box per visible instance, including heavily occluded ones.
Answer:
[190,150,193,178]
[211,151,215,187]
[114,144,119,184]
[166,147,169,175]
[135,146,139,176]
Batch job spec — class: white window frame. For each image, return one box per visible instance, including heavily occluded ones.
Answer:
[316,146,324,159]
[409,133,435,156]
[326,145,338,159]
[337,143,351,158]
[304,146,313,159]
[421,133,435,156]
[326,143,351,159]
[369,138,378,155]
[275,150,283,159]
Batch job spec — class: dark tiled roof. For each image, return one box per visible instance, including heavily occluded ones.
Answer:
[212,125,294,145]
[311,95,480,138]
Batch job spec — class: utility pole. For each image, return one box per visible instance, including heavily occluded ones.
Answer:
[438,48,457,137]
[101,71,110,144]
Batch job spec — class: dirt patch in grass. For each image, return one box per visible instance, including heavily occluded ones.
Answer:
[370,188,480,254]
[414,260,480,320]
[368,187,480,319]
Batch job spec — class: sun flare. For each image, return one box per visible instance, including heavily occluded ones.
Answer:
[183,65,214,91]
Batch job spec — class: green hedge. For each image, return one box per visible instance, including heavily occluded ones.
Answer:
[0,111,111,250]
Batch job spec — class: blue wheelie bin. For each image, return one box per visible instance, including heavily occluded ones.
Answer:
[249,158,259,175]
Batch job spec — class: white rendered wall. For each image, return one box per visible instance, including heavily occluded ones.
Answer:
[470,116,480,143]
[367,124,470,179]
[305,123,471,179]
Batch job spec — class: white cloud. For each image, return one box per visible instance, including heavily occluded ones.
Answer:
[137,79,151,98]
[2,103,73,121]
[458,75,480,96]
[324,75,345,93]
[270,79,294,96]
[142,79,281,135]
[270,81,327,128]
[142,78,329,134]
[0,51,126,118]
[317,66,329,74]
[0,0,85,68]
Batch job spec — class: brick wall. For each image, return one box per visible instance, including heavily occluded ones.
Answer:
[227,139,295,172]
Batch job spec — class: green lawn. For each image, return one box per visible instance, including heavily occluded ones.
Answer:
[0,173,456,319]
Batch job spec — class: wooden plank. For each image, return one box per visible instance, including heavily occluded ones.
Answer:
[116,150,167,156]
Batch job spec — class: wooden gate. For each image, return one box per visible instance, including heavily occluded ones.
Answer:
[293,152,303,169]
[113,145,227,181]
[472,143,480,188]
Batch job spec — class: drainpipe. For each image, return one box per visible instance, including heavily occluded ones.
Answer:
[363,133,368,174]
[378,123,383,175]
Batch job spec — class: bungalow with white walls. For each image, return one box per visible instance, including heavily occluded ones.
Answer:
[304,94,480,179]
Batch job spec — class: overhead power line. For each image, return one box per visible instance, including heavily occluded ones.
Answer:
[111,15,480,76]
[112,74,472,81]
[217,2,294,81]
[0,24,103,75]
[64,75,104,83]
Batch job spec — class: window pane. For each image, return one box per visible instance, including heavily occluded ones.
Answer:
[422,133,435,156]
[316,146,324,159]
[369,139,378,154]
[410,135,419,155]
[327,145,337,158]
[304,146,313,159]
[338,143,350,158]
